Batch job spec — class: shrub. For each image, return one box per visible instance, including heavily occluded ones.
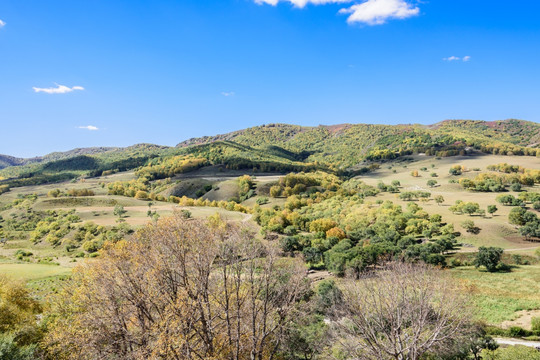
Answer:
[134,190,149,200]
[511,183,523,192]
[450,258,462,267]
[449,165,463,176]
[532,317,540,332]
[509,326,528,337]
[180,210,192,219]
[256,197,269,205]
[269,186,282,198]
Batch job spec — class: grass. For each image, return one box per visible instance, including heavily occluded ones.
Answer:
[0,263,72,299]
[451,265,540,324]
[0,263,71,281]
[361,154,540,251]
[1,154,540,320]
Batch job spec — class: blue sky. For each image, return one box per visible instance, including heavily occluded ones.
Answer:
[1,0,539,157]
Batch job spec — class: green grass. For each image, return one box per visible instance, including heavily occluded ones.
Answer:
[451,265,540,324]
[0,263,71,281]
[0,263,73,298]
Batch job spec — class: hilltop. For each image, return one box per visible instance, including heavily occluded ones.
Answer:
[1,119,539,187]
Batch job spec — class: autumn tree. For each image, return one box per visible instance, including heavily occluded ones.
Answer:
[0,276,43,359]
[269,185,282,198]
[45,213,309,360]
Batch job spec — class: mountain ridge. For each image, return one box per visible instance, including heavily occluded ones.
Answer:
[1,119,539,187]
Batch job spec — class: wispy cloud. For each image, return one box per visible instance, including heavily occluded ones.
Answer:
[78,125,99,131]
[0,20,5,28]
[221,91,235,97]
[443,56,471,62]
[254,0,419,25]
[254,0,352,8]
[33,84,85,94]
[340,0,419,25]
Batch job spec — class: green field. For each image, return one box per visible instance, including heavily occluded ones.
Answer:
[0,263,71,281]
[451,265,540,324]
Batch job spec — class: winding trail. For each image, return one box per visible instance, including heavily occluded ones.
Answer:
[495,337,540,348]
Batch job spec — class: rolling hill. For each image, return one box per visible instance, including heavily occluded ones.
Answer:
[1,119,539,187]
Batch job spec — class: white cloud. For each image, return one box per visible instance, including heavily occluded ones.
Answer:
[443,56,471,62]
[221,91,235,97]
[78,125,99,131]
[443,56,461,62]
[255,0,352,8]
[254,0,419,25]
[0,20,5,28]
[339,0,419,25]
[33,84,85,94]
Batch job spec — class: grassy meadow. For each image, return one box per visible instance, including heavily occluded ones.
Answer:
[1,153,540,329]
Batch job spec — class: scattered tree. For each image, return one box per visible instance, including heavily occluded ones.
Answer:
[475,247,504,272]
[487,205,498,217]
[113,204,127,219]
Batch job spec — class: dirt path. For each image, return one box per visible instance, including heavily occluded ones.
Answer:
[494,337,540,348]
[53,205,177,213]
[504,246,540,252]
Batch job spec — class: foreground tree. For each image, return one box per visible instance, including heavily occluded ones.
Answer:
[0,276,43,359]
[45,213,309,360]
[331,262,471,360]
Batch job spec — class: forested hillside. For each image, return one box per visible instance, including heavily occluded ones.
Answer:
[179,119,540,167]
[2,120,540,188]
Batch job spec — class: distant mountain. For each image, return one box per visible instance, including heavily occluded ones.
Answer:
[0,155,27,169]
[2,119,539,187]
[0,147,119,170]
[0,144,170,186]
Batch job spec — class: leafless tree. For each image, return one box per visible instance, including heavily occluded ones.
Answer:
[331,262,471,360]
[45,212,309,360]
